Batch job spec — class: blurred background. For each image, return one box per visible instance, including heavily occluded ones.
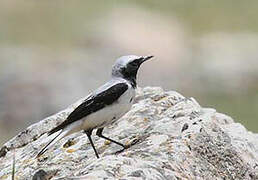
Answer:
[0,0,258,145]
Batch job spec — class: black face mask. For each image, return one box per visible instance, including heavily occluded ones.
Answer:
[120,60,142,88]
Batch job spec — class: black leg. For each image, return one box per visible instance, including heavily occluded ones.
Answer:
[96,128,125,148]
[84,130,99,159]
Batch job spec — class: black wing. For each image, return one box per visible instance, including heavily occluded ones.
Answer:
[48,83,128,135]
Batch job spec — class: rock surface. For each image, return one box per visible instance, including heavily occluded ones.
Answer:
[1,87,258,179]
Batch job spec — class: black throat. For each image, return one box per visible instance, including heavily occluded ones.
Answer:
[127,77,137,88]
[121,68,138,89]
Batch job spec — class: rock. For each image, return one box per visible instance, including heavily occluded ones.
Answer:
[32,169,58,180]
[0,87,258,179]
[32,170,48,180]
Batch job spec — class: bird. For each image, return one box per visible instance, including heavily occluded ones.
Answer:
[37,55,153,158]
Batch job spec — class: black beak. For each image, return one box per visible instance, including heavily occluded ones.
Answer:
[140,55,154,63]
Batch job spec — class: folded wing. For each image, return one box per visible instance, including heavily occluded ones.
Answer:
[48,82,128,135]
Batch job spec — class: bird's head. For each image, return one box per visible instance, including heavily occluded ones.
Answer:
[112,55,153,86]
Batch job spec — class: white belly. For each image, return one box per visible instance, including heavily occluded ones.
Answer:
[80,87,135,130]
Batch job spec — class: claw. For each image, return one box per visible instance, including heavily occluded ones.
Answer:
[114,137,140,154]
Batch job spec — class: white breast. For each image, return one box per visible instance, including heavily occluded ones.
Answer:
[80,85,135,130]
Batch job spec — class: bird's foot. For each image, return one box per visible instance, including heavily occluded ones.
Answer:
[115,137,140,154]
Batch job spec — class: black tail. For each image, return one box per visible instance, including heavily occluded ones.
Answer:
[36,130,63,158]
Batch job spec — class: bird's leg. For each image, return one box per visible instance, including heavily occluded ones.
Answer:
[84,130,99,159]
[96,128,126,149]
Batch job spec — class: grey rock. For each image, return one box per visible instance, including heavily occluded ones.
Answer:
[0,87,258,179]
[32,170,48,180]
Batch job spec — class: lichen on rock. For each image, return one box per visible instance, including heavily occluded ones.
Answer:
[0,87,258,179]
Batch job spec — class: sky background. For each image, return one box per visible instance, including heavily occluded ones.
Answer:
[0,0,258,145]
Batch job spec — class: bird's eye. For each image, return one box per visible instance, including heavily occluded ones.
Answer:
[130,61,138,67]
